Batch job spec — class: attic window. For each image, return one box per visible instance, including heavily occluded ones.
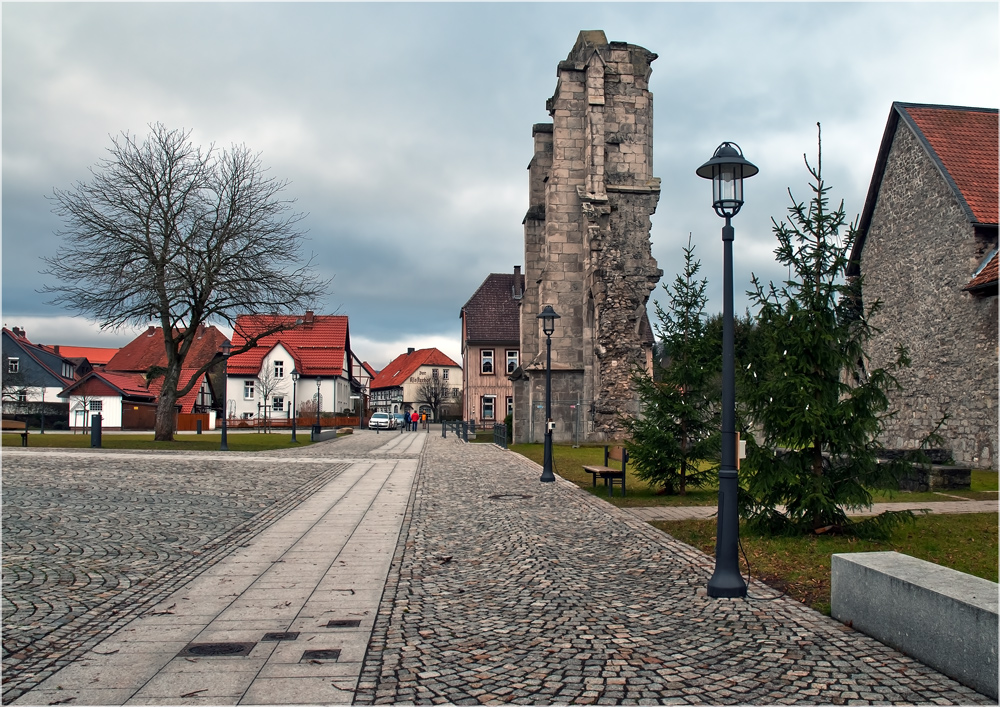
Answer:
[274,360,284,378]
[7,357,19,373]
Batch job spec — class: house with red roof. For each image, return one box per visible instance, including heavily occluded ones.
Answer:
[849,102,997,468]
[57,324,225,430]
[460,267,524,424]
[369,347,462,420]
[226,311,356,423]
[2,327,78,428]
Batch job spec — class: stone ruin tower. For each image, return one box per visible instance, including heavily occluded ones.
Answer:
[512,30,662,444]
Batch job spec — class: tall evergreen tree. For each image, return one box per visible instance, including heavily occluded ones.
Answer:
[625,236,718,495]
[741,126,911,538]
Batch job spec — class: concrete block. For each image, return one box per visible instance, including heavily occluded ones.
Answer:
[831,551,998,699]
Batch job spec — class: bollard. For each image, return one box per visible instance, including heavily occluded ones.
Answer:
[196,419,203,435]
[90,414,102,448]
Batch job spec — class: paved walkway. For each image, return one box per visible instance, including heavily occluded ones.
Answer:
[2,433,993,705]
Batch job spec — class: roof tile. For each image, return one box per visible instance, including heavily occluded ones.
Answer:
[370,348,461,390]
[462,273,524,343]
[228,314,348,377]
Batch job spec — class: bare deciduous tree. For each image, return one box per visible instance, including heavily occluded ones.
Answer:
[43,124,328,440]
[415,374,458,421]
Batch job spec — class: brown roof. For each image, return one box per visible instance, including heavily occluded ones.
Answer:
[370,348,461,390]
[850,102,999,277]
[106,326,227,373]
[59,369,209,413]
[965,251,998,292]
[461,272,525,344]
[227,314,349,378]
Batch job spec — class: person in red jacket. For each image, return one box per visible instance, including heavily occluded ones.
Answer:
[410,410,418,431]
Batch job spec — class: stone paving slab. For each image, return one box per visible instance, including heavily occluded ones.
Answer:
[626,499,999,522]
[354,436,991,705]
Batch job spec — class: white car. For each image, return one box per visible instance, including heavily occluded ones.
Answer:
[369,412,392,430]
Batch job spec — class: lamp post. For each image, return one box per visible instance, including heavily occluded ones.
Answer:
[220,340,231,452]
[537,305,560,483]
[290,367,300,443]
[314,376,322,436]
[697,141,758,598]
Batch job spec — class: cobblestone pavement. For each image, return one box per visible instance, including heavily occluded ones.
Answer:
[355,436,990,705]
[1,433,395,703]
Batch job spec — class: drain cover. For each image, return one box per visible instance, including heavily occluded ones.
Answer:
[178,641,255,657]
[301,649,341,662]
[261,632,299,642]
[488,494,533,500]
[325,620,361,628]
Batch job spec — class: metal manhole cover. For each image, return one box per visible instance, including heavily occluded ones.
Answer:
[325,620,361,628]
[488,494,533,500]
[261,632,299,642]
[301,649,341,662]
[178,641,255,657]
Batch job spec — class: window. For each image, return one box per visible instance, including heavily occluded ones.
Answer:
[506,350,519,374]
[432,368,439,379]
[443,369,449,381]
[89,400,103,412]
[244,380,255,399]
[506,396,514,417]
[482,395,496,420]
[7,357,18,373]
[272,396,285,412]
[274,360,284,378]
[481,349,494,375]
[62,362,75,378]
[16,391,27,403]
[242,412,255,420]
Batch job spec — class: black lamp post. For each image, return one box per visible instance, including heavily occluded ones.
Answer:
[537,305,560,483]
[697,141,758,598]
[290,367,300,443]
[314,376,322,436]
[220,340,231,451]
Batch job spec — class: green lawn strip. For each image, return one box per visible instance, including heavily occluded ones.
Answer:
[2,432,315,452]
[654,512,999,616]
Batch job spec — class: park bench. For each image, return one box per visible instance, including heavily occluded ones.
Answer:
[2,419,29,446]
[582,445,628,497]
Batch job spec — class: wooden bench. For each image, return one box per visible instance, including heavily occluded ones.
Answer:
[2,419,29,446]
[582,445,628,497]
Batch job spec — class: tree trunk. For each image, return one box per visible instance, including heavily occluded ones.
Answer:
[153,366,181,441]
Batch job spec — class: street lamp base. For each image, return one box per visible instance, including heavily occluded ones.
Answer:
[706,571,747,598]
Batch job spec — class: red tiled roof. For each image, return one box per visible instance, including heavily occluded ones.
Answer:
[60,369,208,413]
[227,314,348,378]
[966,251,998,292]
[362,361,377,378]
[370,348,461,390]
[106,326,227,373]
[461,272,524,343]
[903,105,998,225]
[44,346,119,365]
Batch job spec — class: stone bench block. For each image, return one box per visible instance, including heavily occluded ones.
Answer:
[831,551,998,699]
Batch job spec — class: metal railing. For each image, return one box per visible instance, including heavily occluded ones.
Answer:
[493,423,508,449]
[441,420,469,442]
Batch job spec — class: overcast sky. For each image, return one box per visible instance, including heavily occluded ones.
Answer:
[3,2,997,369]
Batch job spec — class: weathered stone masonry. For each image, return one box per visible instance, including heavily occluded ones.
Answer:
[514,31,661,444]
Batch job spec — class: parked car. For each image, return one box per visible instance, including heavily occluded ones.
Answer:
[392,413,407,429]
[369,412,392,429]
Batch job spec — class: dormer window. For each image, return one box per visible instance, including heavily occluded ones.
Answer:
[274,360,284,378]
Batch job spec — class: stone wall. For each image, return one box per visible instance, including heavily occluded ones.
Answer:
[862,122,998,469]
[516,30,662,444]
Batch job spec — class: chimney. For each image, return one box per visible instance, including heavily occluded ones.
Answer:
[147,326,156,336]
[407,347,415,355]
[513,265,523,300]
[12,327,24,338]
[304,310,314,328]
[54,345,60,354]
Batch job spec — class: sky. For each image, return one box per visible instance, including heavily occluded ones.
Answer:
[3,2,997,370]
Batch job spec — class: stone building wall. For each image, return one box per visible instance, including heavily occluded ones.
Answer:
[862,122,998,469]
[516,30,662,444]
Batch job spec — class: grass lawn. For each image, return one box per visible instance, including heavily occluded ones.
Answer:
[510,443,998,508]
[654,513,999,615]
[2,432,316,452]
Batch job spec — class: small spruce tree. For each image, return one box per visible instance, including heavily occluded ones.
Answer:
[741,125,911,539]
[625,236,718,495]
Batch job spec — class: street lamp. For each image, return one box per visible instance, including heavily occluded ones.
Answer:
[314,376,322,436]
[290,367,300,443]
[697,141,758,598]
[537,305,560,483]
[219,340,232,452]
